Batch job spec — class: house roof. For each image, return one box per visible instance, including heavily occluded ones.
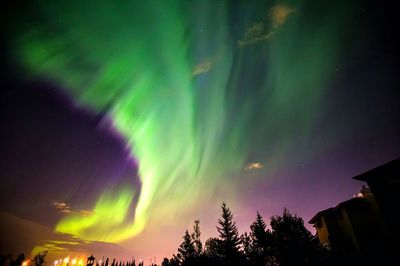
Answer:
[353,158,400,182]
[308,208,334,224]
[308,197,368,224]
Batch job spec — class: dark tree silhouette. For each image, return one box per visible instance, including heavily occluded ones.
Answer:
[169,255,180,266]
[1,253,26,266]
[250,212,273,264]
[161,258,170,266]
[216,203,243,264]
[191,220,202,256]
[204,238,223,259]
[202,237,224,266]
[251,212,269,251]
[269,208,323,266]
[177,230,196,264]
[163,204,329,266]
[241,232,252,261]
[32,251,47,266]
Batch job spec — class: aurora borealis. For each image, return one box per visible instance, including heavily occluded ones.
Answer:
[1,0,399,262]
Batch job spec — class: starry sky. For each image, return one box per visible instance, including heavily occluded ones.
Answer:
[1,0,399,262]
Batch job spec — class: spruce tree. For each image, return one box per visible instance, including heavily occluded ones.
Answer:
[192,219,203,256]
[250,212,270,255]
[178,229,196,263]
[248,212,273,265]
[217,203,242,262]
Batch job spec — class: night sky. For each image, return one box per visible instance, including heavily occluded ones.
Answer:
[1,0,399,262]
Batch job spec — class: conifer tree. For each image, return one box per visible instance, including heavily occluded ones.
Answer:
[177,230,196,263]
[216,203,242,262]
[244,212,273,265]
[250,212,271,256]
[191,219,203,256]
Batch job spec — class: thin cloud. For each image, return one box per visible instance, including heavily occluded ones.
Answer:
[239,4,296,47]
[51,201,93,217]
[270,5,296,29]
[59,209,72,214]
[51,201,71,213]
[79,210,95,216]
[245,162,263,170]
[192,57,214,76]
[52,201,69,209]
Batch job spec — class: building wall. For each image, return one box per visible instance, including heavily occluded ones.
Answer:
[365,179,399,255]
[315,216,330,249]
[314,198,393,258]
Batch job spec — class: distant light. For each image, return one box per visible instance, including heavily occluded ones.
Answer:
[71,259,77,265]
[54,261,59,265]
[78,259,84,265]
[64,257,70,264]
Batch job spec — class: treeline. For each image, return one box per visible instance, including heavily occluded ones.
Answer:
[0,253,26,266]
[0,251,48,266]
[94,257,144,266]
[161,203,328,266]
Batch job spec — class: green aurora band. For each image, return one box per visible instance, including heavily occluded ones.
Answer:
[3,0,355,243]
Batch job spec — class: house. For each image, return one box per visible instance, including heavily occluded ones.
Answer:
[309,190,386,257]
[309,159,400,259]
[353,158,400,253]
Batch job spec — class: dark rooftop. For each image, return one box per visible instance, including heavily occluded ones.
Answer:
[309,197,368,224]
[353,158,400,182]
